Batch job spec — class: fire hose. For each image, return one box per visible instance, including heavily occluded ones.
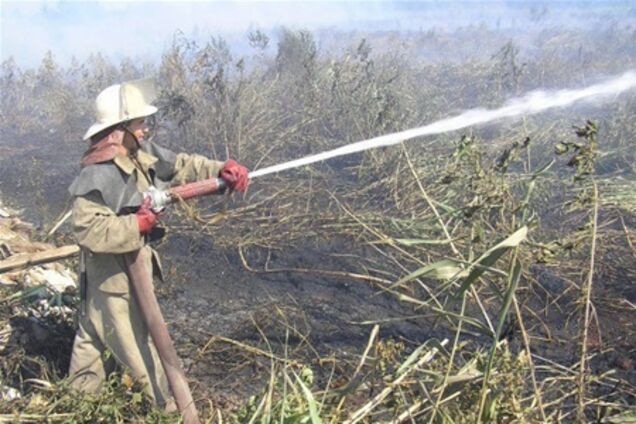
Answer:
[143,177,227,211]
[124,249,199,424]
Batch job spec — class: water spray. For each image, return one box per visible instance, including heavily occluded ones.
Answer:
[147,70,636,209]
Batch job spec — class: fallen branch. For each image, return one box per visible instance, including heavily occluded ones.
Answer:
[238,246,392,287]
[0,244,79,273]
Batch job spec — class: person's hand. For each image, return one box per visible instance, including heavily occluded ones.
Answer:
[136,196,159,234]
[219,159,249,192]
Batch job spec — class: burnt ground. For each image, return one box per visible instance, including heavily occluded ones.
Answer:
[1,132,635,412]
[157,235,442,406]
[0,133,441,406]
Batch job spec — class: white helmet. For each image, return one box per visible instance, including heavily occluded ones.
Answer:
[83,78,158,141]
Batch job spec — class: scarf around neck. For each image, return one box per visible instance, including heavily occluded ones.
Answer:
[81,133,127,168]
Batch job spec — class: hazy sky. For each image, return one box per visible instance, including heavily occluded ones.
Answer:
[1,1,634,68]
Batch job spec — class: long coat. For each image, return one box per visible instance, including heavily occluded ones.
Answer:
[67,141,224,406]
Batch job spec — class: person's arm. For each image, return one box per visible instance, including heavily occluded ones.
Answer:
[144,141,248,190]
[72,192,145,254]
[172,153,225,185]
[143,141,225,185]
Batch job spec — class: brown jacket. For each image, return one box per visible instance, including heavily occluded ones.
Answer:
[72,147,224,293]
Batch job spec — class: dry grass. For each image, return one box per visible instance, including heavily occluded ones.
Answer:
[1,24,635,423]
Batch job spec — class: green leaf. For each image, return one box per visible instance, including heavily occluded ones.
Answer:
[131,392,142,404]
[554,143,569,155]
[396,342,429,375]
[396,339,449,376]
[602,412,636,423]
[532,159,555,177]
[396,294,492,335]
[432,199,457,214]
[391,259,467,292]
[394,238,455,246]
[455,226,528,298]
[293,371,322,424]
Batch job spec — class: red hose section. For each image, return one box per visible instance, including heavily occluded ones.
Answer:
[169,178,222,201]
[124,250,200,424]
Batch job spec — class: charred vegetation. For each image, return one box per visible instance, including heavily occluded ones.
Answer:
[0,24,635,423]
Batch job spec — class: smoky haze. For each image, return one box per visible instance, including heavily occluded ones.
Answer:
[1,3,636,419]
[2,1,636,68]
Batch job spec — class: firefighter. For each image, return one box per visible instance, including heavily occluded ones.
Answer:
[67,78,248,409]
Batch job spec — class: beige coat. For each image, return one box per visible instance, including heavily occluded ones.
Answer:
[68,147,224,406]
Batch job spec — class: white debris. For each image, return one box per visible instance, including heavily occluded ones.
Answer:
[1,386,21,401]
[0,274,18,286]
[0,202,11,218]
[0,323,11,351]
[28,267,77,292]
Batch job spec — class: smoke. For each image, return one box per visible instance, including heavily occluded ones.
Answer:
[2,1,635,68]
[250,70,636,179]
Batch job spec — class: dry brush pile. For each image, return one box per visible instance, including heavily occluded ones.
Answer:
[0,25,635,423]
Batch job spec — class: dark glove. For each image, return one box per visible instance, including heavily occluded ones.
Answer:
[219,159,249,192]
[136,196,159,234]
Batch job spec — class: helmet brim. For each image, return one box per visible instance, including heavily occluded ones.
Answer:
[83,105,158,141]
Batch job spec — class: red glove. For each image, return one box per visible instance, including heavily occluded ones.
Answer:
[219,159,249,192]
[136,196,159,234]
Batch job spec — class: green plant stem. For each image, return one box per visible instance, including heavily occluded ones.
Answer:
[476,247,522,422]
[512,296,547,421]
[428,292,467,424]
[577,179,599,422]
